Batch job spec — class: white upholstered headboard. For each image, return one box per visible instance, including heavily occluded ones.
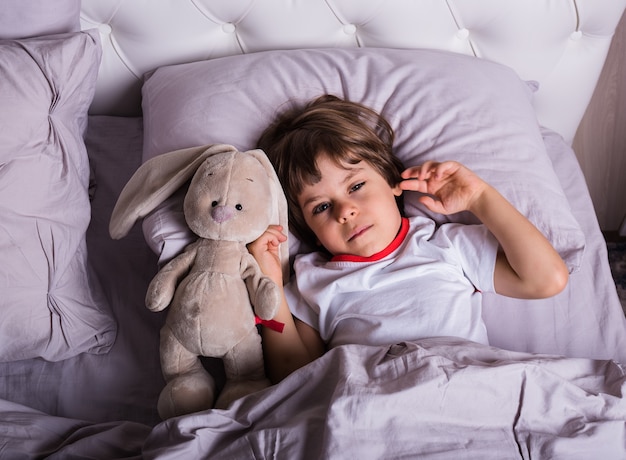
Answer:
[80,0,626,145]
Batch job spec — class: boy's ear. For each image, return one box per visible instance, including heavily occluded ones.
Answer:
[393,183,403,196]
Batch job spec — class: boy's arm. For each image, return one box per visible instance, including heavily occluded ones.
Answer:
[400,161,568,299]
[261,295,325,383]
[468,185,568,298]
[247,225,325,383]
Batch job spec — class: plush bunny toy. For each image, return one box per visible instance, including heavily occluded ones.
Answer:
[109,144,289,419]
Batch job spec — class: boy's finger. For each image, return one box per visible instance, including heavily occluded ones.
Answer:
[399,178,428,194]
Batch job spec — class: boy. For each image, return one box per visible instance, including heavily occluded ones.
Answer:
[248,95,568,383]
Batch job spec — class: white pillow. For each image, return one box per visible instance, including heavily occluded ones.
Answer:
[141,48,585,272]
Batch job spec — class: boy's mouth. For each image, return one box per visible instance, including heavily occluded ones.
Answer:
[348,225,372,242]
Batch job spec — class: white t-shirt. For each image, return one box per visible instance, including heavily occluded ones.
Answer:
[285,216,498,348]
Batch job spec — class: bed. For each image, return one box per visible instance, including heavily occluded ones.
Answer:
[2,0,626,458]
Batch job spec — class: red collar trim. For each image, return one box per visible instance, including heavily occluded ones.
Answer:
[331,217,409,263]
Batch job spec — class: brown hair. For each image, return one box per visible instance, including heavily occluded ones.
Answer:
[258,94,405,248]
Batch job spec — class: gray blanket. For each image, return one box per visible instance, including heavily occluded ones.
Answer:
[4,338,623,459]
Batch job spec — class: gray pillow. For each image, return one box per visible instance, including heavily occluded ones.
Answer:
[0,0,81,39]
[0,30,117,361]
[141,48,585,273]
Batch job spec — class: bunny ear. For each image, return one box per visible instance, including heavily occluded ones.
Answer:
[247,149,291,284]
[109,144,238,239]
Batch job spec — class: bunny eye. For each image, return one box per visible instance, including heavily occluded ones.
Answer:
[235,204,243,211]
[211,201,218,207]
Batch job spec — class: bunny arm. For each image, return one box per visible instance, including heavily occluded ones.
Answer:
[146,241,199,312]
[241,252,281,320]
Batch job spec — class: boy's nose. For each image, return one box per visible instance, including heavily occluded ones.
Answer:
[336,203,357,222]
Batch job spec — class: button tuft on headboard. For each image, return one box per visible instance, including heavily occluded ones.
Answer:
[570,30,583,41]
[98,23,112,35]
[455,28,469,40]
[343,24,357,35]
[222,23,236,34]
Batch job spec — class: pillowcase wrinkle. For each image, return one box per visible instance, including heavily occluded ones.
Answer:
[0,30,117,362]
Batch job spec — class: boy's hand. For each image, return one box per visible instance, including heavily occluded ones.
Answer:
[399,160,487,215]
[400,162,568,299]
[247,225,287,285]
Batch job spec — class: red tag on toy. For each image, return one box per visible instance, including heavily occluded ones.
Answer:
[255,316,285,333]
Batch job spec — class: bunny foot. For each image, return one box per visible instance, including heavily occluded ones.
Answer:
[157,370,216,419]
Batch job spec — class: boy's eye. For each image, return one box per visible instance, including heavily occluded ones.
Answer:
[350,182,365,192]
[312,202,330,215]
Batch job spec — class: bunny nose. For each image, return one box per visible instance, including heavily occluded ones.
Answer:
[211,205,233,223]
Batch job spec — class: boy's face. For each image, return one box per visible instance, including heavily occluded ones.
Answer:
[297,154,403,257]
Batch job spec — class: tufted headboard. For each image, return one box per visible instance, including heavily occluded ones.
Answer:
[80,0,626,145]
